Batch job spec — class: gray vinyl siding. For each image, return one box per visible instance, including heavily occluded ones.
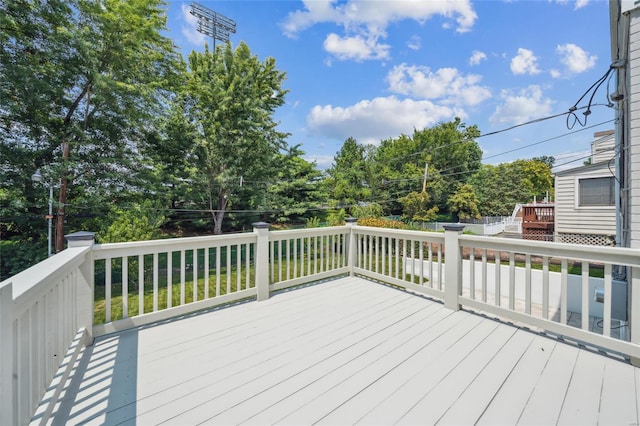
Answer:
[629,10,640,247]
[554,164,616,235]
[591,134,615,163]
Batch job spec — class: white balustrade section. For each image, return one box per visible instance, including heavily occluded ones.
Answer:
[268,226,350,291]
[455,233,640,362]
[92,232,258,336]
[352,225,446,300]
[0,244,93,426]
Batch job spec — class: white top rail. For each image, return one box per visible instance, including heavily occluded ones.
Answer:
[353,225,446,242]
[460,234,640,267]
[2,246,90,310]
[92,233,257,259]
[267,226,350,241]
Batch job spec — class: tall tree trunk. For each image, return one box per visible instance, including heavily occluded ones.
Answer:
[213,210,225,235]
[55,141,70,252]
[55,83,90,252]
[211,193,228,235]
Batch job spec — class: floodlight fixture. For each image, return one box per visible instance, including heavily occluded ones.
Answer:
[190,1,236,47]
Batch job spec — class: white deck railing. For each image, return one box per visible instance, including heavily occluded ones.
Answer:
[350,223,640,362]
[2,220,640,425]
[0,238,94,426]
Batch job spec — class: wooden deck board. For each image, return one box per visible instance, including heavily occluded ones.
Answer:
[435,330,535,425]
[517,341,579,425]
[209,306,454,424]
[164,295,431,424]
[475,334,557,425]
[557,350,606,425]
[396,323,518,425]
[42,276,640,426]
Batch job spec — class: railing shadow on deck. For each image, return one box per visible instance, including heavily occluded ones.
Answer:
[2,218,640,424]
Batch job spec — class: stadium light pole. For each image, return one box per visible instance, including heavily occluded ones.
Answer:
[189,1,236,48]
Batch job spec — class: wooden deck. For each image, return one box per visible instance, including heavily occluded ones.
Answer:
[42,276,640,425]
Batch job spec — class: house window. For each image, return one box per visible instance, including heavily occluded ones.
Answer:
[579,177,615,206]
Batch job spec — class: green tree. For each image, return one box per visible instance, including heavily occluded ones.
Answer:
[262,145,325,224]
[469,159,554,216]
[324,137,372,208]
[448,183,481,220]
[143,95,199,211]
[368,119,480,214]
[184,42,288,234]
[351,202,384,219]
[411,118,482,207]
[533,155,555,169]
[1,0,182,252]
[399,191,439,222]
[327,208,347,226]
[100,202,167,243]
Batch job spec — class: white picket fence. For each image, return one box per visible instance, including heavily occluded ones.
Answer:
[2,220,640,425]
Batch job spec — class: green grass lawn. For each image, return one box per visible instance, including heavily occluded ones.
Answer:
[94,248,346,324]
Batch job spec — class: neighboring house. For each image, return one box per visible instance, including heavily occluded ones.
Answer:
[554,131,617,246]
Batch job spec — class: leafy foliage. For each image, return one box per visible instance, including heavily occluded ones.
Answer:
[356,217,407,229]
[351,203,384,219]
[469,160,554,216]
[183,42,289,234]
[399,191,439,222]
[99,202,167,243]
[324,137,372,208]
[262,146,326,224]
[448,183,481,220]
[327,209,347,226]
[1,0,182,252]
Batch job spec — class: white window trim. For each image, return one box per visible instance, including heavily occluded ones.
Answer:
[573,175,616,210]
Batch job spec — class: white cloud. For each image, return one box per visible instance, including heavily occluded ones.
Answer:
[281,0,477,61]
[574,0,589,9]
[387,64,491,107]
[550,69,562,78]
[181,4,206,46]
[469,50,487,66]
[323,33,390,61]
[552,0,590,10]
[307,96,460,144]
[407,35,421,51]
[303,154,334,170]
[490,85,554,125]
[510,48,541,75]
[556,43,597,74]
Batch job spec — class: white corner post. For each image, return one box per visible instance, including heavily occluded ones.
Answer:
[253,222,270,301]
[0,281,15,426]
[345,218,357,276]
[631,266,640,366]
[443,224,465,311]
[65,231,96,346]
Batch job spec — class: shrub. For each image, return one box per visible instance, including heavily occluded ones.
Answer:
[357,217,407,229]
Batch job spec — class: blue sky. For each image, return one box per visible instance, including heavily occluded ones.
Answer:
[164,0,614,171]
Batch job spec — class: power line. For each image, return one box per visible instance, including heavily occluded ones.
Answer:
[482,119,615,161]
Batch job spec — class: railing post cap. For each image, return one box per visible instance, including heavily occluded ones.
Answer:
[443,224,465,232]
[65,231,95,247]
[252,222,270,229]
[345,217,358,224]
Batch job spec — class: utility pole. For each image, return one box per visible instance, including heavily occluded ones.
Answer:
[422,162,429,193]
